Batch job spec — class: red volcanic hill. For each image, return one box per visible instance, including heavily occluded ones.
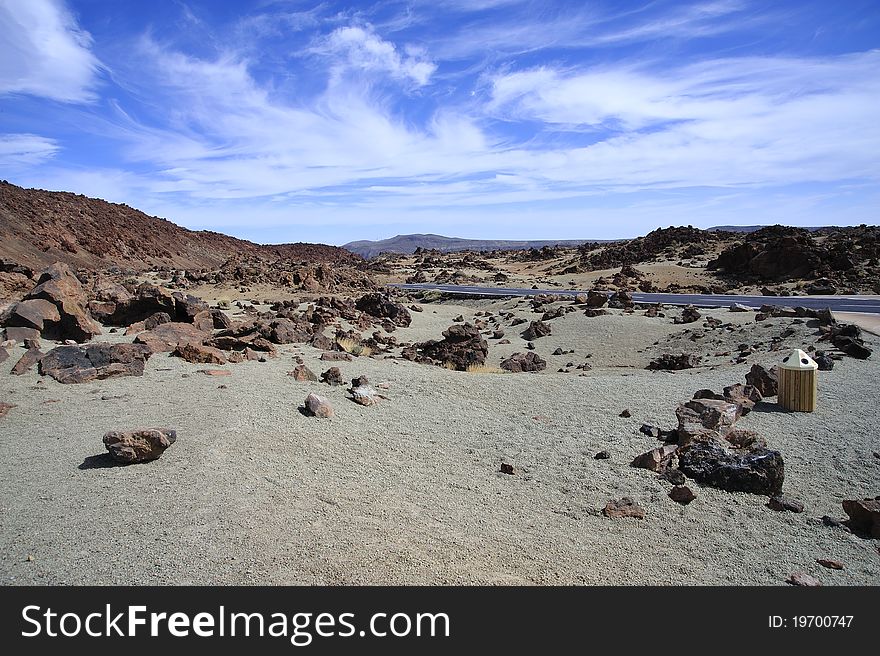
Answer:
[0,180,360,270]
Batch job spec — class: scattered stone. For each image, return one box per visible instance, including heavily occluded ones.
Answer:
[669,485,696,505]
[39,343,152,384]
[619,409,632,418]
[786,572,821,587]
[678,442,784,495]
[500,463,515,475]
[675,305,701,324]
[11,347,43,375]
[730,303,751,312]
[833,335,872,359]
[662,468,686,485]
[816,559,844,570]
[522,320,551,341]
[767,495,805,513]
[842,497,880,537]
[305,392,334,418]
[414,323,488,371]
[103,428,177,463]
[0,402,15,419]
[351,385,380,406]
[675,398,741,445]
[2,326,40,343]
[639,424,662,438]
[594,450,610,460]
[631,445,678,472]
[745,363,778,397]
[198,369,230,376]
[586,291,608,307]
[722,383,763,415]
[320,367,343,385]
[603,497,645,519]
[647,353,700,370]
[319,351,353,361]
[500,351,546,373]
[813,351,834,371]
[22,262,101,342]
[288,365,318,381]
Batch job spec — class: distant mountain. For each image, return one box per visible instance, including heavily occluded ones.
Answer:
[0,181,359,271]
[342,233,611,258]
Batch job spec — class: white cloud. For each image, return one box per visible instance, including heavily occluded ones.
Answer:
[323,25,436,86]
[0,0,100,102]
[0,133,59,168]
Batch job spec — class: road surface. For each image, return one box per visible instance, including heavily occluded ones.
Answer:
[390,283,880,315]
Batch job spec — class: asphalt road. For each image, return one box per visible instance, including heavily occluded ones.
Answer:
[391,283,880,315]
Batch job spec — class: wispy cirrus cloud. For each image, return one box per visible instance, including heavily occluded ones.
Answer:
[0,0,100,102]
[0,133,60,169]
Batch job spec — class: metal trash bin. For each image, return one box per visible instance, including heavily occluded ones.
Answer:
[778,348,818,412]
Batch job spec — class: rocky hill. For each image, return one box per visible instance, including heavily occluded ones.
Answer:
[342,234,605,258]
[0,181,360,271]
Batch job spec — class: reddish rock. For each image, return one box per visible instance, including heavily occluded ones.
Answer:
[192,310,215,333]
[415,323,488,371]
[173,343,227,365]
[354,293,412,327]
[304,392,334,418]
[669,485,696,504]
[320,351,352,361]
[198,369,231,376]
[0,402,15,419]
[603,497,645,519]
[134,322,206,353]
[24,262,101,342]
[631,444,678,472]
[6,299,60,331]
[123,311,172,335]
[321,367,343,385]
[675,398,741,446]
[289,365,318,381]
[816,559,844,570]
[842,497,880,537]
[11,347,43,375]
[723,383,763,414]
[786,572,821,587]
[767,495,805,513]
[103,428,176,463]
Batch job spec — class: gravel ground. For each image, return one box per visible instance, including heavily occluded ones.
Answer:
[1,300,878,585]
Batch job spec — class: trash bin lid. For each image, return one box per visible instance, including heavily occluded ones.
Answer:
[779,348,818,370]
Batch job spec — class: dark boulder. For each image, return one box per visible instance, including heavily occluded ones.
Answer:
[678,442,784,495]
[39,343,152,384]
[500,351,547,373]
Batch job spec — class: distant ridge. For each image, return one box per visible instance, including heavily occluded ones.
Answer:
[342,233,615,258]
[0,181,360,270]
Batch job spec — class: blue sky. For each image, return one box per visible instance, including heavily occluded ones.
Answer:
[1,0,878,245]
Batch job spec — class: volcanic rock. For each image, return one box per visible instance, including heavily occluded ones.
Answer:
[124,311,172,335]
[842,498,880,537]
[39,343,152,384]
[320,367,343,386]
[173,343,227,365]
[355,293,412,327]
[767,495,805,513]
[500,352,547,373]
[631,445,677,472]
[416,323,488,371]
[22,262,101,342]
[647,353,700,370]
[304,393,334,418]
[669,485,696,505]
[5,299,60,332]
[722,383,763,415]
[586,290,608,307]
[0,402,15,419]
[289,365,318,381]
[745,363,778,397]
[675,305,701,324]
[786,572,821,587]
[678,441,784,495]
[11,347,43,375]
[103,428,177,463]
[521,320,551,341]
[351,385,380,406]
[134,322,207,353]
[603,497,645,519]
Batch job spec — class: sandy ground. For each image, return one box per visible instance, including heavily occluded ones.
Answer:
[1,299,878,586]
